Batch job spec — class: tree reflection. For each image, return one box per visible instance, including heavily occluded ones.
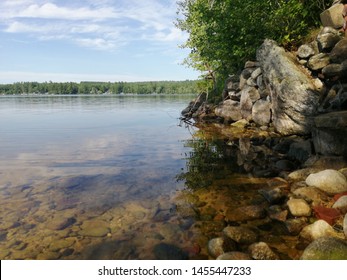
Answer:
[176,124,243,189]
[177,120,291,190]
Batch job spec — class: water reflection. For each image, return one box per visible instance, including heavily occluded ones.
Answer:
[0,96,303,260]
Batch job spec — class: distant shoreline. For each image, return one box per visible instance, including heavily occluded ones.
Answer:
[0,80,200,95]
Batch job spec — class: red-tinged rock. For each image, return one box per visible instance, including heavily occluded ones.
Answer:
[185,243,201,257]
[313,206,341,225]
[333,192,347,201]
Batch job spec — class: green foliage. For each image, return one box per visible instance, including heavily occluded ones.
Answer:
[176,0,333,98]
[0,80,200,95]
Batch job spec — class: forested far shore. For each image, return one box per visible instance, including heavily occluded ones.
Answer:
[0,80,199,95]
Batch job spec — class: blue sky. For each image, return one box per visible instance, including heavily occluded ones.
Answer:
[0,0,199,83]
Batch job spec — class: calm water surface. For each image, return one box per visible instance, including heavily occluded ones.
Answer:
[0,95,301,260]
[0,95,202,259]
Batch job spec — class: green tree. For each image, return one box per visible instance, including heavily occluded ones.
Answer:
[176,0,332,101]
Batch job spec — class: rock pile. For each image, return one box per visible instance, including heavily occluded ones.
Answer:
[206,167,347,260]
[181,1,347,156]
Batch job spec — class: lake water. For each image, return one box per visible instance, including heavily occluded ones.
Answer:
[0,95,302,260]
[0,94,204,259]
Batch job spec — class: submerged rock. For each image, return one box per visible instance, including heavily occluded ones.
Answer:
[207,237,236,258]
[153,243,188,260]
[248,242,279,260]
[216,251,251,260]
[226,205,266,222]
[79,219,110,237]
[223,226,258,244]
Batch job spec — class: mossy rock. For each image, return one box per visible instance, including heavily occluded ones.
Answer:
[301,237,347,260]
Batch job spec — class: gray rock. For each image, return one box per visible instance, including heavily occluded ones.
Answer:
[307,53,330,71]
[216,252,251,260]
[251,67,262,80]
[344,214,347,238]
[207,238,224,258]
[330,38,347,63]
[306,169,347,195]
[316,31,341,51]
[313,112,347,157]
[252,99,271,126]
[244,61,260,68]
[225,75,240,92]
[322,63,343,78]
[246,77,257,87]
[226,205,266,222]
[257,39,321,135]
[288,140,312,162]
[300,220,337,242]
[333,195,347,214]
[248,242,279,260]
[207,237,236,258]
[223,226,258,244]
[297,44,316,59]
[215,100,242,122]
[181,92,207,117]
[320,4,345,28]
[287,198,311,217]
[240,87,256,120]
[301,237,347,260]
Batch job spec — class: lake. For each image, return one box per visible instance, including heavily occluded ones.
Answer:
[0,94,203,259]
[0,94,303,260]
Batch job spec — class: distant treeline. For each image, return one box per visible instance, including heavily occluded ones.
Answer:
[0,80,199,95]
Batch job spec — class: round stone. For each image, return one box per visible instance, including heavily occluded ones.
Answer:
[306,170,347,195]
[301,237,347,260]
[287,198,311,217]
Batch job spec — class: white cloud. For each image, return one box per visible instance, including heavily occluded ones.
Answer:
[75,38,118,51]
[0,0,184,52]
[16,2,120,21]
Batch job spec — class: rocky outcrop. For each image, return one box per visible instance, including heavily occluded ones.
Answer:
[257,39,322,135]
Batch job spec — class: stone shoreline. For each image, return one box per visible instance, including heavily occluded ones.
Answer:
[180,1,347,259]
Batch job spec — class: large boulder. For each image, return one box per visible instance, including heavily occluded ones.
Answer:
[320,3,344,29]
[330,38,347,63]
[257,39,321,135]
[316,27,341,51]
[252,99,271,126]
[312,111,347,157]
[215,99,242,122]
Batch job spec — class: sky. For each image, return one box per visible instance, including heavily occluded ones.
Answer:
[0,0,200,83]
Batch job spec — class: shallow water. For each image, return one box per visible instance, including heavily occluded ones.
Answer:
[0,95,302,260]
